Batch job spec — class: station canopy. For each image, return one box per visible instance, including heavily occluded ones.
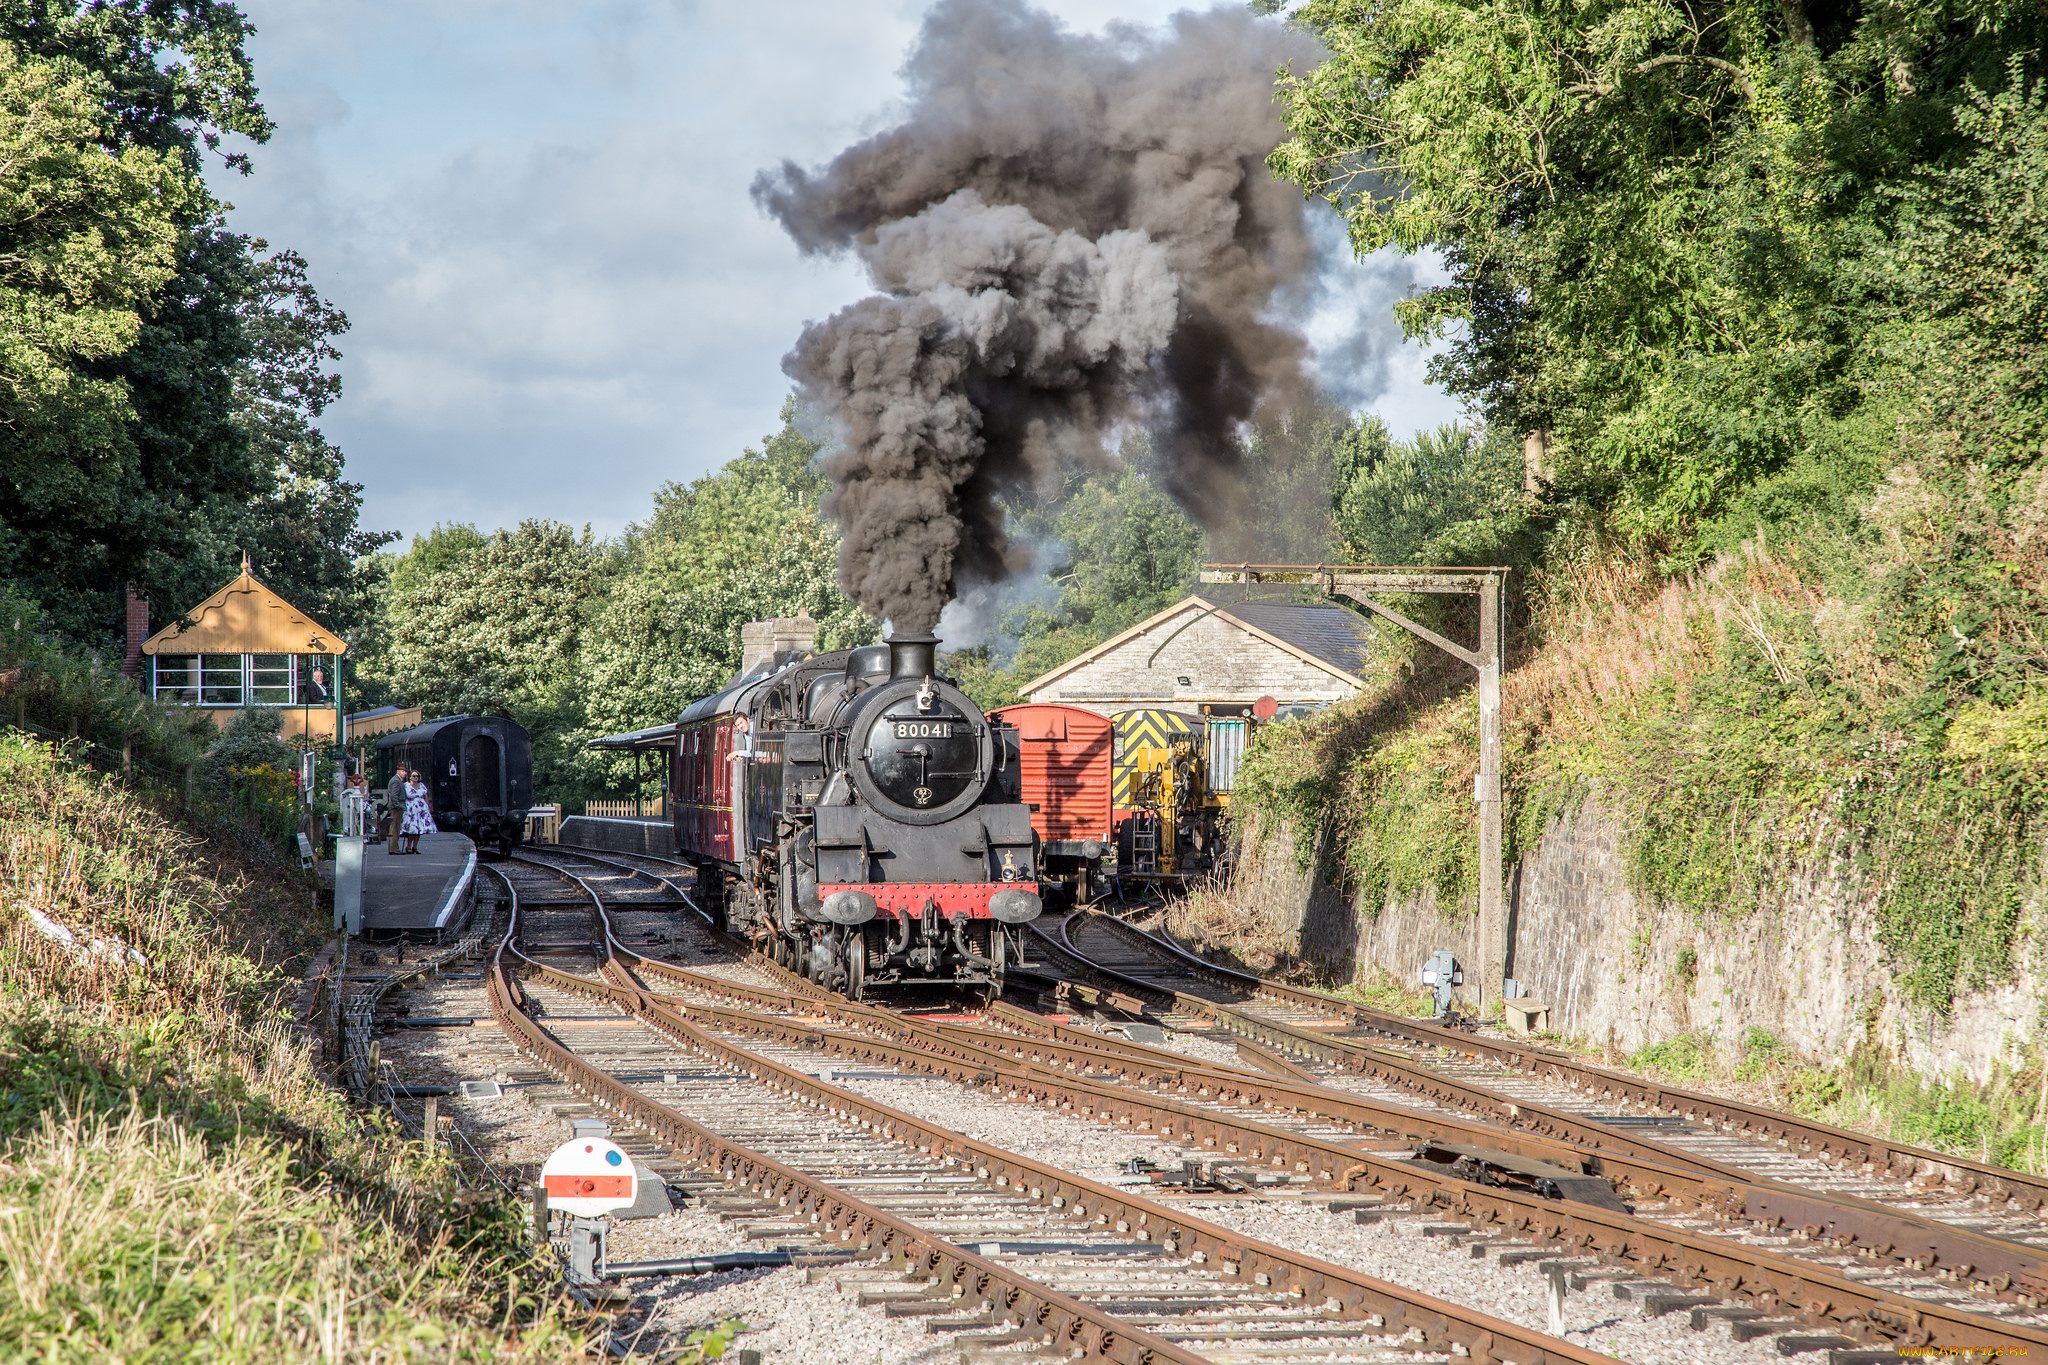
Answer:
[585,722,678,752]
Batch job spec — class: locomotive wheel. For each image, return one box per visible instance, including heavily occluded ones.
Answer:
[845,931,866,1001]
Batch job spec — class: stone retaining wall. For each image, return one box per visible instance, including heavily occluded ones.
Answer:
[1281,795,2045,1084]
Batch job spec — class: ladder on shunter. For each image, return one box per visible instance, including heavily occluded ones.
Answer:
[1130,814,1159,873]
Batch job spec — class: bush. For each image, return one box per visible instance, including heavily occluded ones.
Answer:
[0,586,214,787]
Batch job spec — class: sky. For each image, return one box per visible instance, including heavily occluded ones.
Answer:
[210,0,1464,547]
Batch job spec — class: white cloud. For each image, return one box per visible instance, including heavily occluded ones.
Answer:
[215,0,1463,544]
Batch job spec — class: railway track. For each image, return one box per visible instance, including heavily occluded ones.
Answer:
[487,849,1609,1364]
[490,845,2048,1360]
[1019,913,2048,1321]
[1056,913,2048,1213]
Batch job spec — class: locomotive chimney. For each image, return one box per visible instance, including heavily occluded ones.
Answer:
[887,631,938,679]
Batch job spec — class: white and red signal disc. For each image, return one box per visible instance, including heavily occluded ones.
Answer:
[540,1136,638,1216]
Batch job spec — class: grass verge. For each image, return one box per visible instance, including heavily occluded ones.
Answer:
[0,733,583,1362]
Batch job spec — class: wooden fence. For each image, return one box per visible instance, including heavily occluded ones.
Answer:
[582,797,667,820]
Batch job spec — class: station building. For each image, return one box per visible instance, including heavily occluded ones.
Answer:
[1018,595,1376,720]
[138,557,349,742]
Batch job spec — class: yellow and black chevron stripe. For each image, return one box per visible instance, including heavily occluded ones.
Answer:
[1111,708,1195,810]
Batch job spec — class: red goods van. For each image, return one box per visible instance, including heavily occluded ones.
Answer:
[991,703,1112,900]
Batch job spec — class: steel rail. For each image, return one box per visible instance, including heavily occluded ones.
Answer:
[1037,915,2048,1300]
[530,845,2048,1306]
[635,955,1733,1192]
[485,864,1607,1365]
[1104,911,2048,1214]
[484,865,1206,1365]
[605,959,2048,1353]
[528,856,2043,1360]
[635,949,2048,1307]
[523,847,2048,1353]
[1228,1034,1329,1085]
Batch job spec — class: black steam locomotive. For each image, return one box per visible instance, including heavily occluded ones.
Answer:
[670,632,1041,998]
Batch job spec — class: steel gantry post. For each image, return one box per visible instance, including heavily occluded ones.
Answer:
[1475,571,1504,1009]
[1199,565,1511,1014]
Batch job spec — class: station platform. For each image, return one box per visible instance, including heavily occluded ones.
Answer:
[360,831,477,940]
[556,814,674,859]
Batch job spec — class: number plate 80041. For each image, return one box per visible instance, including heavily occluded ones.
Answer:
[893,722,953,739]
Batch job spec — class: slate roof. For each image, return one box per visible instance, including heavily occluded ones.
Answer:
[1216,601,1375,678]
[1019,594,1376,696]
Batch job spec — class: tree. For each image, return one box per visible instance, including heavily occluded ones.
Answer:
[229,247,394,636]
[578,407,874,793]
[0,39,193,636]
[0,2,330,644]
[1267,0,2048,556]
[1335,420,1527,566]
[377,521,613,797]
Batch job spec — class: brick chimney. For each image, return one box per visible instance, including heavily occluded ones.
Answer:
[122,585,149,678]
[738,609,819,677]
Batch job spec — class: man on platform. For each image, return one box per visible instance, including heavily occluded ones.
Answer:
[384,765,409,854]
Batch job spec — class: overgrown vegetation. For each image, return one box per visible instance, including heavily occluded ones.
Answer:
[1236,8,2048,1017]
[1629,1028,2048,1174]
[0,734,577,1361]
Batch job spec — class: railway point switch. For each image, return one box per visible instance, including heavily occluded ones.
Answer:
[1421,949,1463,1018]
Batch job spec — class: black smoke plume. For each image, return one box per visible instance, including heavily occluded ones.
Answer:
[757,0,1322,631]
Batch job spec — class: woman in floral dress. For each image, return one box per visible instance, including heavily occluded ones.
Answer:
[400,773,438,853]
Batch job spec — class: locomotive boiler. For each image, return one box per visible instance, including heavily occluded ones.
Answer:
[670,631,1041,998]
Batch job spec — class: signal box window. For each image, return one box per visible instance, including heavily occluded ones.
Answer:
[154,655,199,703]
[201,656,243,706]
[296,656,332,704]
[249,654,294,705]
